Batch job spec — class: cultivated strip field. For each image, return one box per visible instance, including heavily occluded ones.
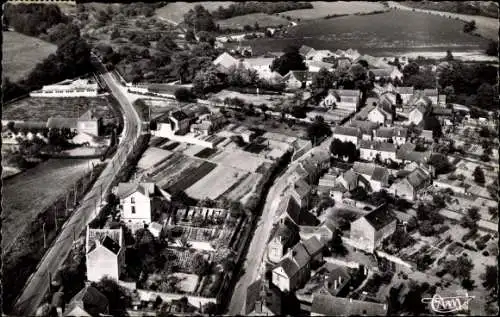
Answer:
[185,165,248,200]
[216,12,289,29]
[280,1,387,20]
[166,161,218,194]
[137,147,173,171]
[210,150,270,173]
[3,97,116,122]
[2,31,57,82]
[225,173,264,202]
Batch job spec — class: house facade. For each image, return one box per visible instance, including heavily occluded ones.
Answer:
[408,106,426,125]
[332,126,361,147]
[115,182,155,232]
[350,205,397,253]
[30,78,99,98]
[85,227,125,282]
[359,140,397,162]
[321,89,361,112]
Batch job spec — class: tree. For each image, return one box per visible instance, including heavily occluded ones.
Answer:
[473,166,485,184]
[445,255,474,281]
[423,115,442,139]
[202,302,217,315]
[192,68,223,94]
[429,153,453,175]
[270,46,306,76]
[485,41,498,56]
[307,116,331,144]
[157,35,178,52]
[47,22,80,45]
[402,62,420,79]
[476,83,496,110]
[330,229,348,256]
[185,29,196,42]
[175,87,195,102]
[419,220,435,236]
[445,50,454,61]
[395,93,403,106]
[183,5,216,32]
[312,67,335,90]
[93,277,132,314]
[192,253,210,276]
[481,265,498,290]
[463,20,476,33]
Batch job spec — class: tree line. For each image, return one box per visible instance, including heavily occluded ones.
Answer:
[211,2,313,20]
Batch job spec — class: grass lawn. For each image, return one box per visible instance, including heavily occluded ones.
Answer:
[155,2,235,24]
[3,96,116,122]
[279,1,387,20]
[217,13,289,29]
[2,31,57,82]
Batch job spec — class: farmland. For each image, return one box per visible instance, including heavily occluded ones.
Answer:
[185,165,249,200]
[2,31,57,82]
[1,158,98,251]
[236,9,490,56]
[279,1,388,20]
[3,96,116,122]
[216,13,289,29]
[155,2,235,24]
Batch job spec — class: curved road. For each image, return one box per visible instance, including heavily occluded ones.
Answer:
[12,72,142,316]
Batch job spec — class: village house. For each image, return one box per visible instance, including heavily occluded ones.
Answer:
[352,162,390,192]
[85,227,125,282]
[306,49,335,61]
[276,195,302,226]
[299,45,316,58]
[305,59,334,72]
[282,70,316,90]
[335,169,359,193]
[242,57,274,79]
[212,52,240,73]
[349,204,397,253]
[370,67,403,81]
[64,283,109,317]
[320,89,361,112]
[407,105,427,125]
[395,86,414,105]
[290,178,312,210]
[438,94,447,107]
[396,143,432,165]
[169,110,192,135]
[392,127,408,146]
[272,237,325,292]
[114,182,170,233]
[333,57,353,71]
[332,126,361,146]
[389,166,432,201]
[30,78,100,98]
[47,109,103,137]
[310,294,388,316]
[422,88,439,105]
[299,219,336,244]
[367,103,393,126]
[373,127,394,143]
[348,120,378,140]
[318,172,339,197]
[296,263,352,311]
[359,140,397,162]
[245,279,283,316]
[190,110,225,136]
[268,218,300,264]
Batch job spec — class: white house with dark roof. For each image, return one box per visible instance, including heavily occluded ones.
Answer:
[282,70,316,90]
[389,166,432,201]
[348,120,378,140]
[213,52,240,72]
[268,218,299,264]
[392,127,408,146]
[422,88,439,104]
[46,109,103,136]
[373,127,394,143]
[320,89,361,112]
[306,49,335,61]
[311,294,388,316]
[332,126,361,146]
[349,204,397,253]
[85,227,125,282]
[359,140,397,162]
[395,86,414,105]
[367,105,393,126]
[407,105,427,125]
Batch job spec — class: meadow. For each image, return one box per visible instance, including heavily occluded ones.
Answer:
[279,1,388,20]
[216,13,289,30]
[2,31,57,82]
[236,10,490,56]
[155,1,235,24]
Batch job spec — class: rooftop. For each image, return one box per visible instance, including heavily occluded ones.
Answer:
[363,204,396,231]
[333,126,361,137]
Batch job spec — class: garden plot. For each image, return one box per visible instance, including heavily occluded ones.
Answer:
[137,147,173,171]
[148,153,201,189]
[182,144,207,157]
[225,173,264,202]
[211,150,270,173]
[169,273,199,293]
[212,90,284,107]
[166,161,218,194]
[185,165,248,200]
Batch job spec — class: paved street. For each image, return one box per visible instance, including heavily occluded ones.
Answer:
[227,136,333,315]
[12,72,142,316]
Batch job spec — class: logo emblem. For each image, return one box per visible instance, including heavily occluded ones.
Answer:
[421,292,475,313]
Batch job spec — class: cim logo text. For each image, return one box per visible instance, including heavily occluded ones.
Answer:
[421,293,475,313]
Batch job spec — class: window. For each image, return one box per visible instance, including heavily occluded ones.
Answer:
[131,197,135,204]
[131,206,136,214]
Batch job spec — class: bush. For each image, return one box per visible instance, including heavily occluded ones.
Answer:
[175,88,196,102]
[482,250,489,256]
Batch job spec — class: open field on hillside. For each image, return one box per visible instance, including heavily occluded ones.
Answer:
[279,1,388,20]
[155,2,235,24]
[1,158,96,250]
[3,96,116,122]
[217,13,289,29]
[2,31,57,82]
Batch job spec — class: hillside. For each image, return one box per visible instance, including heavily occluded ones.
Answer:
[155,2,235,24]
[403,1,499,18]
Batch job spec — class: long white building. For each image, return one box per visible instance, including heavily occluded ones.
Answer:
[30,78,99,98]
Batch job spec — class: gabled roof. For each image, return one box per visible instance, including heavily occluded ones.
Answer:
[352,162,389,183]
[333,126,361,138]
[273,218,299,247]
[115,182,155,199]
[359,140,396,153]
[406,167,431,189]
[278,195,301,224]
[171,110,189,121]
[302,236,324,257]
[285,70,316,82]
[47,117,79,130]
[423,88,438,96]
[348,120,378,135]
[299,45,315,56]
[292,178,311,199]
[311,294,387,316]
[340,169,358,189]
[86,227,122,255]
[326,266,351,295]
[372,166,389,182]
[213,52,239,70]
[290,242,310,269]
[65,285,109,317]
[393,127,408,138]
[363,204,396,231]
[245,279,282,315]
[431,106,453,116]
[395,86,414,95]
[374,127,394,139]
[101,235,121,254]
[277,256,300,278]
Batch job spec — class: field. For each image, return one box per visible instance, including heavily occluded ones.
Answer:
[212,90,284,108]
[167,161,218,194]
[225,173,264,203]
[137,147,173,170]
[3,96,116,122]
[155,2,235,24]
[210,149,270,173]
[236,10,489,56]
[185,165,249,200]
[2,31,57,82]
[1,158,97,251]
[279,1,388,20]
[216,13,289,29]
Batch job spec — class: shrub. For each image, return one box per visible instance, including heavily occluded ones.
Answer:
[175,88,195,102]
[482,250,489,256]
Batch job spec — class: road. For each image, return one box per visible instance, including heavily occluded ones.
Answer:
[227,137,333,315]
[387,1,499,41]
[12,71,142,316]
